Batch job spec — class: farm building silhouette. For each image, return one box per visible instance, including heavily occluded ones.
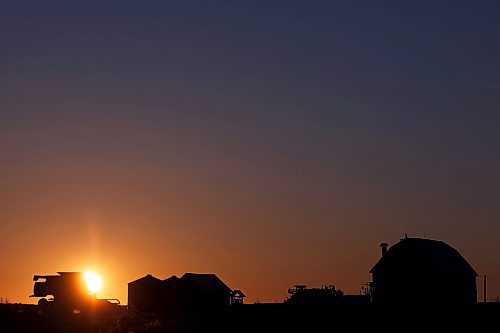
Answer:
[370,237,478,305]
[128,272,243,315]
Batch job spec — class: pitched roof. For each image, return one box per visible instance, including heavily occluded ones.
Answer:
[370,238,478,277]
[231,289,246,297]
[181,273,231,293]
[128,274,163,285]
[163,275,180,283]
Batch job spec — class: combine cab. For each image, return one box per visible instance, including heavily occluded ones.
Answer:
[31,272,119,316]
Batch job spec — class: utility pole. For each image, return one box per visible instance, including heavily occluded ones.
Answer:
[484,274,487,303]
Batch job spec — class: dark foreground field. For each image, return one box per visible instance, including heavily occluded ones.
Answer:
[1,303,500,333]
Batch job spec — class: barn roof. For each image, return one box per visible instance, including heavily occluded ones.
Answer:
[370,238,478,277]
[181,273,231,293]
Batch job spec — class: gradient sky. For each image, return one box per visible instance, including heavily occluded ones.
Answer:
[1,1,499,304]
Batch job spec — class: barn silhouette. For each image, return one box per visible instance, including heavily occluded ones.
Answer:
[370,237,478,305]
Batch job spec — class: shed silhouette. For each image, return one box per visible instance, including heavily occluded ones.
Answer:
[370,237,478,305]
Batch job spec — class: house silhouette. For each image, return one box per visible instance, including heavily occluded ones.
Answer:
[370,237,478,305]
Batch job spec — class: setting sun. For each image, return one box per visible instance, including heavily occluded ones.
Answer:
[83,271,102,294]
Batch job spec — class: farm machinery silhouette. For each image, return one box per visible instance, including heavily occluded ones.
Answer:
[31,272,119,316]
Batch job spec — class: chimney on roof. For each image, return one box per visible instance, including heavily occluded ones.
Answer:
[380,242,389,257]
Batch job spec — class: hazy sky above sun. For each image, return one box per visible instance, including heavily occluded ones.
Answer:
[1,1,500,304]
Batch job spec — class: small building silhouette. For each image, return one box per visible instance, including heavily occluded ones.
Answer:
[370,237,478,305]
[230,290,246,305]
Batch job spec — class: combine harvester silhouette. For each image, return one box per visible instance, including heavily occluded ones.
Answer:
[31,272,120,316]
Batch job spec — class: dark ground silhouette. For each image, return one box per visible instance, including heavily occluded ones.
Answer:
[2,301,500,333]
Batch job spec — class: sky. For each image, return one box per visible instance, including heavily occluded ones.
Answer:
[1,0,499,304]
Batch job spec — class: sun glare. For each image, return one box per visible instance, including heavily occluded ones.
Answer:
[83,271,102,294]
